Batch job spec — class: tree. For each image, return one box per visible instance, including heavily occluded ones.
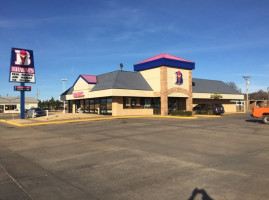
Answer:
[38,98,63,110]
[227,82,242,93]
[49,97,56,109]
[249,90,268,100]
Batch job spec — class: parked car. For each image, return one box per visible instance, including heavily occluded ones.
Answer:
[27,108,46,118]
[193,103,225,115]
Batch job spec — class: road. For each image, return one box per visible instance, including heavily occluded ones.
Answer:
[0,113,268,200]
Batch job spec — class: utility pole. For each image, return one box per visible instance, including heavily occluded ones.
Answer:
[243,76,250,112]
[37,89,39,100]
[61,78,67,114]
[267,87,269,107]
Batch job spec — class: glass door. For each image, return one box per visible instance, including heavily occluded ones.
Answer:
[152,98,161,115]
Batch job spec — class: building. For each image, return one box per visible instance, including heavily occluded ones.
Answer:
[61,53,244,116]
[0,97,38,114]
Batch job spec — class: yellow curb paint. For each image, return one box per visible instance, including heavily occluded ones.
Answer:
[224,112,245,115]
[196,115,221,118]
[0,119,24,127]
[0,115,198,127]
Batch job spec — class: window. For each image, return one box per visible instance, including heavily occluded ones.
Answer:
[89,99,95,113]
[85,100,90,113]
[144,98,152,108]
[5,105,17,110]
[68,101,73,113]
[123,97,153,109]
[107,98,112,114]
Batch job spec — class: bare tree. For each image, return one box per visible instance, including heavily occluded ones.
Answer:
[227,82,242,93]
[249,90,268,100]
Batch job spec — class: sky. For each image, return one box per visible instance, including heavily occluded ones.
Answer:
[1,0,269,100]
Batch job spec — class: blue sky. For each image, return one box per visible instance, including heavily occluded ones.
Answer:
[1,0,269,100]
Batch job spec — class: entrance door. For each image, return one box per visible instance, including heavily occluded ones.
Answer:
[152,98,161,115]
[0,105,3,113]
[168,97,186,114]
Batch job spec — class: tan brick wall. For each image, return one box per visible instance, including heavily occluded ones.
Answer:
[187,70,193,111]
[160,66,168,115]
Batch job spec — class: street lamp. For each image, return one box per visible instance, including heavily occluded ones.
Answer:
[61,78,67,113]
[243,76,250,112]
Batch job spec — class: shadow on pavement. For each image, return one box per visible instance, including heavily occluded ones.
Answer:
[188,188,214,200]
[245,119,264,124]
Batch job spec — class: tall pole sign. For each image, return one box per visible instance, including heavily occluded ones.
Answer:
[10,48,35,119]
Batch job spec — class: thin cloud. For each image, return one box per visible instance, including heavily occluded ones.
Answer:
[0,16,77,28]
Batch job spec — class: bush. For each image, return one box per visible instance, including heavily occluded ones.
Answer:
[171,110,193,116]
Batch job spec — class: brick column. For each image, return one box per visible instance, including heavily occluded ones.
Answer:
[186,70,193,111]
[160,66,168,115]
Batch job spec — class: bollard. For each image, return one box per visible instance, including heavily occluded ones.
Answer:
[46,110,49,120]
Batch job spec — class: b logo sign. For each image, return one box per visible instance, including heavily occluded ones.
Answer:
[10,48,35,83]
[14,49,31,66]
[175,71,183,85]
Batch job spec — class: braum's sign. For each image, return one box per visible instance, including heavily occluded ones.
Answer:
[9,48,35,83]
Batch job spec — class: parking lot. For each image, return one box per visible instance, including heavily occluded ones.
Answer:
[0,113,268,200]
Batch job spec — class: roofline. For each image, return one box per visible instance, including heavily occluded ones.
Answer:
[134,58,195,71]
[73,75,97,87]
[192,78,224,82]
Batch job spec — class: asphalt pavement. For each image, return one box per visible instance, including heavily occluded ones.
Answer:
[0,113,268,200]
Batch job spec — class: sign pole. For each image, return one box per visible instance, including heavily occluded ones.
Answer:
[20,82,25,119]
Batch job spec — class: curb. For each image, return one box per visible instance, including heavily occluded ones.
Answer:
[195,115,221,118]
[224,112,246,115]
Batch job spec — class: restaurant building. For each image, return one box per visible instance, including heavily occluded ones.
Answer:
[0,97,38,114]
[60,53,244,116]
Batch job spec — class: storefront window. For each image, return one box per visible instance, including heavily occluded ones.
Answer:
[85,100,90,113]
[80,100,85,112]
[123,97,152,109]
[75,100,80,113]
[107,98,112,114]
[144,98,152,108]
[5,105,17,110]
[68,101,73,113]
[71,98,112,115]
[95,99,100,114]
[89,99,95,113]
[100,98,107,114]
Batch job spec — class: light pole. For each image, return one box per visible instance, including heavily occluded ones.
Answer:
[243,76,250,112]
[61,78,67,113]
